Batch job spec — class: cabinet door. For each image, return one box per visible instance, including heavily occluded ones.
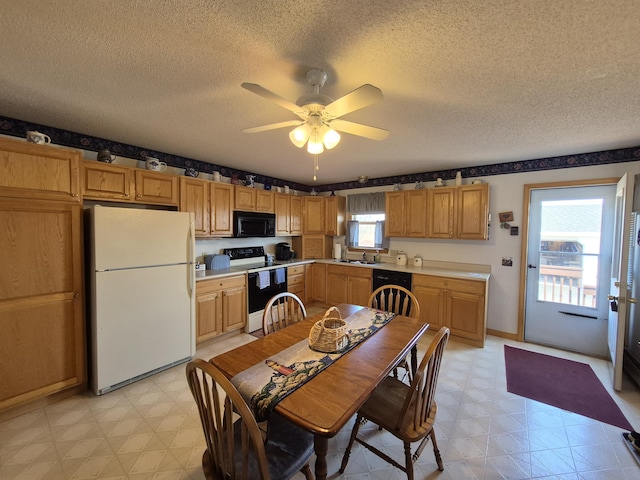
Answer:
[405,190,427,237]
[412,283,444,331]
[326,272,349,305]
[289,196,303,235]
[385,191,405,237]
[309,263,326,303]
[195,288,222,343]
[0,138,81,203]
[180,177,210,236]
[223,285,247,331]
[427,187,455,238]
[256,190,274,213]
[235,185,256,211]
[296,234,327,259]
[304,197,325,234]
[447,290,485,341]
[349,275,372,306]
[325,196,346,236]
[82,161,134,202]
[211,183,234,236]
[135,170,179,205]
[456,184,489,240]
[0,200,85,411]
[274,193,290,235]
[287,265,305,298]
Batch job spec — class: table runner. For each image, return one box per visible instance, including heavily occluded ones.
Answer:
[231,307,396,421]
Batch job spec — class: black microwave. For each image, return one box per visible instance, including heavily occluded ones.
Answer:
[233,211,276,237]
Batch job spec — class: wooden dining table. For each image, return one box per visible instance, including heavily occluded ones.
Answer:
[209,304,429,480]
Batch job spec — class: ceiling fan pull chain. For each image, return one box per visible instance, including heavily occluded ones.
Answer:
[313,154,319,181]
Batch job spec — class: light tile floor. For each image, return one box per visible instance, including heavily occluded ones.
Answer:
[2,314,640,479]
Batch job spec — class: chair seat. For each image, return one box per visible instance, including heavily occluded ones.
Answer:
[359,374,437,442]
[265,412,315,480]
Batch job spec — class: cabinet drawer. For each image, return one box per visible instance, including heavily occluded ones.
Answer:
[413,274,485,294]
[326,264,372,278]
[289,283,304,296]
[288,274,304,286]
[197,274,245,292]
[288,265,305,275]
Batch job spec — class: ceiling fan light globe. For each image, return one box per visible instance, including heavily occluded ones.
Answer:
[307,139,324,154]
[289,124,310,148]
[323,129,341,149]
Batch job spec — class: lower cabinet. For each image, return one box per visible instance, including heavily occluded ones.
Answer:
[287,265,305,299]
[195,275,247,343]
[308,263,326,304]
[412,274,488,347]
[326,264,372,307]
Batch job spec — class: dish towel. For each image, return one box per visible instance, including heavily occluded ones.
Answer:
[274,268,285,285]
[257,270,270,290]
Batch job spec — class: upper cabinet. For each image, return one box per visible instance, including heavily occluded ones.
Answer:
[82,160,179,206]
[325,196,346,236]
[255,190,274,213]
[179,177,210,236]
[388,185,490,241]
[303,197,326,234]
[235,185,257,211]
[210,183,234,237]
[0,137,80,203]
[275,193,303,236]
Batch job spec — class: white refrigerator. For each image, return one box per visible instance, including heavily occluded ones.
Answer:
[87,205,196,395]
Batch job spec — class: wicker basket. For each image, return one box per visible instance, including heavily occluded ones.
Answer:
[308,307,348,353]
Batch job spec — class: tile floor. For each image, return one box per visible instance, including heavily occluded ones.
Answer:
[2,310,640,479]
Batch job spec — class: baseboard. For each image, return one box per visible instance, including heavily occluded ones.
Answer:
[487,328,519,341]
[0,383,87,423]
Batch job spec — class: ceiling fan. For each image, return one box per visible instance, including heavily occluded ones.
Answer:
[241,69,389,156]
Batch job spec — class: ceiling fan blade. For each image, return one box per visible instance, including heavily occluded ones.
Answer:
[330,119,389,141]
[241,83,305,116]
[323,84,383,119]
[242,120,303,134]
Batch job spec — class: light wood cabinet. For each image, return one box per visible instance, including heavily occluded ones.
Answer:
[210,183,234,236]
[292,234,331,260]
[0,199,86,413]
[385,191,406,237]
[180,177,210,236]
[235,185,256,211]
[413,273,488,347]
[325,196,346,236]
[275,193,302,235]
[83,161,134,202]
[405,190,427,237]
[326,264,372,306]
[457,184,490,240]
[256,190,274,213]
[427,184,489,240]
[308,263,327,303]
[195,275,247,343]
[304,197,325,234]
[134,169,179,205]
[0,137,81,203]
[287,265,305,299]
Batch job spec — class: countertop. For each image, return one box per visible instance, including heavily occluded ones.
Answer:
[196,258,489,282]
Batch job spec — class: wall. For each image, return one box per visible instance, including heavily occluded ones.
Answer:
[337,162,640,336]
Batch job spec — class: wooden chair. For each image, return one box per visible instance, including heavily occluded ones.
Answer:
[186,358,314,480]
[262,292,307,336]
[368,285,421,381]
[339,327,450,479]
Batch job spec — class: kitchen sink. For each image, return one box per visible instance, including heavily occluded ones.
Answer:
[336,259,380,265]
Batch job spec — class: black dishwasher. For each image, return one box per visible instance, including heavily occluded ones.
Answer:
[372,269,413,312]
[372,269,412,291]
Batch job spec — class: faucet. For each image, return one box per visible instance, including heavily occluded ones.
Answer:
[362,252,367,262]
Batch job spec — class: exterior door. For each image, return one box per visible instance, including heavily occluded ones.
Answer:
[524,184,615,356]
[609,173,634,390]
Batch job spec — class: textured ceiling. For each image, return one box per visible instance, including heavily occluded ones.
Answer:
[1,1,640,185]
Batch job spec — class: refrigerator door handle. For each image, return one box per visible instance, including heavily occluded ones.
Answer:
[187,222,194,297]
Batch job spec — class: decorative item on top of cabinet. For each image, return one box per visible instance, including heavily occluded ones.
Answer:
[210,183,234,236]
[179,176,210,236]
[412,273,488,347]
[0,137,81,203]
[195,275,247,344]
[0,199,86,416]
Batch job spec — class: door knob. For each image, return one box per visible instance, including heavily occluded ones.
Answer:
[608,295,618,301]
[630,298,638,304]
